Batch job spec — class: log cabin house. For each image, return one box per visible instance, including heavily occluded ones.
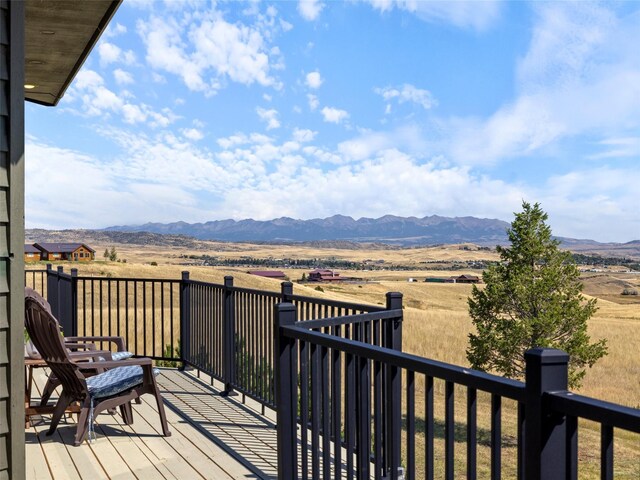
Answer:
[24,245,40,263]
[32,243,95,262]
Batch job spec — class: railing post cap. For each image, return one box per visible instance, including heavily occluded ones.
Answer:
[275,302,296,312]
[57,266,64,272]
[46,263,52,270]
[386,291,403,299]
[181,271,190,280]
[224,275,233,286]
[70,268,78,276]
[525,348,570,365]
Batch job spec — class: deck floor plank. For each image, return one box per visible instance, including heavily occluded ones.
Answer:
[25,425,54,480]
[133,394,239,479]
[26,367,290,480]
[157,370,278,478]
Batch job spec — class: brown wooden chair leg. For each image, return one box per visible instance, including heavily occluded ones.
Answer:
[153,387,171,437]
[47,391,71,436]
[39,377,58,406]
[120,402,134,425]
[73,398,92,446]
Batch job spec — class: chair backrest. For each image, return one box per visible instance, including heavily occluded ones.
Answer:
[25,287,53,314]
[25,298,87,400]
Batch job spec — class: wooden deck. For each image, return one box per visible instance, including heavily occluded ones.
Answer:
[26,367,278,479]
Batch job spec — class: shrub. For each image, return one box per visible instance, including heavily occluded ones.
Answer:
[314,285,324,292]
[150,261,158,266]
[622,288,639,296]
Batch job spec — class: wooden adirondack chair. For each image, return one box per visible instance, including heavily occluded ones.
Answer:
[25,287,134,406]
[25,297,171,446]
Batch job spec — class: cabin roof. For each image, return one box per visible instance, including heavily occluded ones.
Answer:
[34,242,95,253]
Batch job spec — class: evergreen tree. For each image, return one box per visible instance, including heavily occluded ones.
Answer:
[103,248,109,260]
[466,202,607,388]
[109,247,117,262]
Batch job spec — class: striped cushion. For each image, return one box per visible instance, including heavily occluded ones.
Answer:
[86,365,160,399]
[111,351,134,361]
[96,351,134,362]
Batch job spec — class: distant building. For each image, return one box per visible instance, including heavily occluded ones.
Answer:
[24,244,41,262]
[455,274,481,284]
[247,270,287,280]
[425,277,456,283]
[33,243,95,262]
[308,269,343,282]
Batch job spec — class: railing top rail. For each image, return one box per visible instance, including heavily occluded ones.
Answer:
[25,269,47,272]
[295,308,402,329]
[186,279,225,289]
[288,293,386,313]
[229,285,282,298]
[547,390,640,433]
[75,276,182,283]
[283,325,525,401]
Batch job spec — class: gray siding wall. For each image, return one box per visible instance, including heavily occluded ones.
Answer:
[0,1,25,479]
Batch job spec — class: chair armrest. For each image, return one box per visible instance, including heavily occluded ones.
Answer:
[77,357,152,371]
[65,343,97,352]
[69,350,113,361]
[65,336,127,352]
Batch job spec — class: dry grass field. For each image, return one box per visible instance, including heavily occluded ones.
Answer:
[27,240,640,478]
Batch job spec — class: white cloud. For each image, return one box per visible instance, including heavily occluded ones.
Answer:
[447,3,640,166]
[307,94,319,111]
[25,140,200,228]
[298,0,324,21]
[98,42,121,65]
[182,128,205,141]
[98,41,136,66]
[305,71,323,89]
[292,128,317,143]
[26,126,640,241]
[104,22,127,38]
[588,137,640,160]
[536,167,640,242]
[68,70,176,128]
[256,107,281,130]
[321,106,349,124]
[114,69,135,85]
[138,8,284,95]
[366,0,502,31]
[375,84,436,110]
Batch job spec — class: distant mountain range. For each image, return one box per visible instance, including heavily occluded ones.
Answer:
[24,214,640,258]
[104,214,512,246]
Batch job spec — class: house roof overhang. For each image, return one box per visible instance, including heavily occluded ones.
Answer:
[24,0,122,107]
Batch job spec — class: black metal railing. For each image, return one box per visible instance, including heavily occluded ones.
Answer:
[275,302,640,480]
[31,265,640,479]
[25,268,47,297]
[41,266,387,410]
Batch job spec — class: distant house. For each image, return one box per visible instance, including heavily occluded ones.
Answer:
[24,244,41,262]
[425,277,456,283]
[308,269,343,282]
[455,274,481,284]
[34,243,95,262]
[247,270,287,280]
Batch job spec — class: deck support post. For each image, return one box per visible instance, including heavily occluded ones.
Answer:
[221,276,236,396]
[384,292,403,479]
[275,302,298,480]
[281,281,293,302]
[178,271,190,371]
[525,348,569,480]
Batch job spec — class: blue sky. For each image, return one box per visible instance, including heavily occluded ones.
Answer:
[25,1,640,242]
